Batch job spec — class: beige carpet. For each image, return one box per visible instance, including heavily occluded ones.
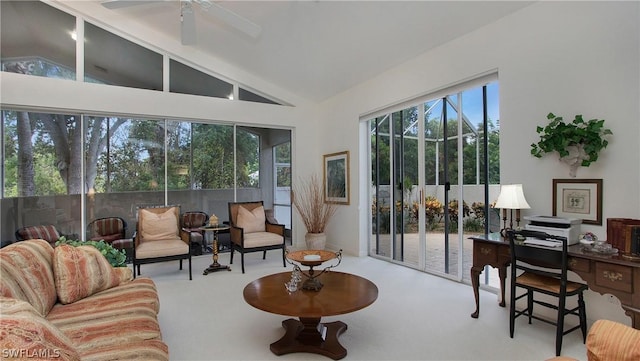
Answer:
[135,250,587,361]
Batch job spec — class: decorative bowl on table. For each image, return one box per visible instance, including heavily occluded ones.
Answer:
[286,250,337,267]
[285,249,342,291]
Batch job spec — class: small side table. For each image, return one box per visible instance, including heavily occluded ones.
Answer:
[200,225,231,275]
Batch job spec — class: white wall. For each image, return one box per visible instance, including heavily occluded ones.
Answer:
[2,0,639,326]
[317,1,640,324]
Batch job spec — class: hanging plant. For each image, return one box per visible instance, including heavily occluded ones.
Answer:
[530,112,612,177]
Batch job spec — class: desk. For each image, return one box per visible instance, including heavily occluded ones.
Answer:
[470,234,640,329]
[200,226,231,274]
[243,271,378,360]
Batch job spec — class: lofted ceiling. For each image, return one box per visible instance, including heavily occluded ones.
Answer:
[4,1,534,103]
[89,1,534,103]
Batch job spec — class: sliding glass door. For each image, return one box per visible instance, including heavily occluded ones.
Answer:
[368,78,501,286]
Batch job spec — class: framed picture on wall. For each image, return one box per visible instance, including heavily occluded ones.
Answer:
[552,178,603,225]
[323,151,350,205]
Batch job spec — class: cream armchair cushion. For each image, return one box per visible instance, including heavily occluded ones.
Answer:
[236,205,266,233]
[140,208,179,242]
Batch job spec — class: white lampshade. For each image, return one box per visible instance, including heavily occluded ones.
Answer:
[494,184,531,210]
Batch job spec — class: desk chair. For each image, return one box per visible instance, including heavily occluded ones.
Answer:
[507,229,588,356]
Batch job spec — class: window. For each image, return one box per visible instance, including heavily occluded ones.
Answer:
[0,0,282,105]
[170,60,233,99]
[2,110,82,237]
[84,22,163,89]
[1,1,75,80]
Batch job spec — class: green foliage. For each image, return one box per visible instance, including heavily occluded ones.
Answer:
[55,237,127,268]
[531,112,612,167]
[463,217,484,232]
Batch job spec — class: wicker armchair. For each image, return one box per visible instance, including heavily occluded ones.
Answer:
[87,217,127,243]
[133,205,192,280]
[181,211,208,256]
[228,201,285,273]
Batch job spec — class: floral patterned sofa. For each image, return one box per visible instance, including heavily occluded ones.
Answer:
[0,239,168,360]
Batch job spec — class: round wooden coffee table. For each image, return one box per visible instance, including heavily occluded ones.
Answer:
[243,271,378,360]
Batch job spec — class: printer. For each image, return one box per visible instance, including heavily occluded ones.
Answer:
[524,215,582,245]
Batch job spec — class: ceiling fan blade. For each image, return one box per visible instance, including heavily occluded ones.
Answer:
[206,2,262,38]
[181,2,197,45]
[101,0,166,10]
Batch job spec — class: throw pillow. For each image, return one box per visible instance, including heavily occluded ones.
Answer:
[140,208,179,242]
[0,297,80,361]
[53,244,120,304]
[237,205,266,233]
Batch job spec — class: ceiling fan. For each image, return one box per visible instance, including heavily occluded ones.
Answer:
[101,0,262,45]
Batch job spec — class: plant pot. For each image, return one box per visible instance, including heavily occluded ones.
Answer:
[560,144,588,178]
[304,232,326,250]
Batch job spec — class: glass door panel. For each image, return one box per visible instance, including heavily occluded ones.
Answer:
[371,115,392,258]
[368,79,500,288]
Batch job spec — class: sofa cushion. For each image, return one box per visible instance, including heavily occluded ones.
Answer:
[53,244,121,304]
[0,239,57,316]
[79,339,168,361]
[140,208,179,242]
[586,319,640,361]
[54,310,163,354]
[47,278,161,325]
[237,205,266,233]
[0,297,80,361]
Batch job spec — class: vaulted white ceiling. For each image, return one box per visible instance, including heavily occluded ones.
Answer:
[67,1,534,103]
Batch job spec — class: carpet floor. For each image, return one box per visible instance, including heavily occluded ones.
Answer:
[135,250,587,361]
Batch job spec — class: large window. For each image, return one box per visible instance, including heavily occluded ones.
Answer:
[1,111,291,242]
[2,111,83,238]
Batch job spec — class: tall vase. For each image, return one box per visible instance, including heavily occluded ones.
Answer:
[305,232,326,250]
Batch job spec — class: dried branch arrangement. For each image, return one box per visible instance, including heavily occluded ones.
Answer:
[292,174,337,233]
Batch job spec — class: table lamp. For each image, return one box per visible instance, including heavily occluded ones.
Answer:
[494,184,530,235]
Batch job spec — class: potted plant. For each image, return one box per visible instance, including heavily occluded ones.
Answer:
[530,112,612,177]
[292,174,338,249]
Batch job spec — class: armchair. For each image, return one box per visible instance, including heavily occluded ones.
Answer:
[133,205,192,280]
[181,211,208,256]
[87,217,127,243]
[228,201,286,273]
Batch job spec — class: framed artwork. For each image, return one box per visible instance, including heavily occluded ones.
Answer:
[323,151,350,205]
[552,179,603,225]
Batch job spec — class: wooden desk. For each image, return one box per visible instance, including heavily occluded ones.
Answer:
[470,234,640,329]
[243,271,378,360]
